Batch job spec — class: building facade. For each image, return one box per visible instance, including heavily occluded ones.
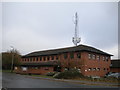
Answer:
[14,45,112,77]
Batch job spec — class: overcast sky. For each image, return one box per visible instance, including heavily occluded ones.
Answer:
[2,2,118,59]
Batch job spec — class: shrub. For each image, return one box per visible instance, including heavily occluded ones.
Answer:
[53,69,84,79]
[46,72,56,76]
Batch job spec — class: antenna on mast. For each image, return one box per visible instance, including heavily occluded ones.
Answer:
[72,12,81,46]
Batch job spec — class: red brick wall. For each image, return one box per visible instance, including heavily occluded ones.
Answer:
[82,52,111,77]
[110,68,120,73]
[14,66,54,75]
[18,51,111,77]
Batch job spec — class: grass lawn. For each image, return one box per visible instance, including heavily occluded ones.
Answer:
[2,70,11,73]
[31,74,54,79]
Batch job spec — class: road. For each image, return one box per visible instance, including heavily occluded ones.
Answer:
[2,72,119,88]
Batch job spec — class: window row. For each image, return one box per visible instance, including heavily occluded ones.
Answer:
[22,55,59,62]
[87,68,109,71]
[64,52,81,59]
[88,53,109,61]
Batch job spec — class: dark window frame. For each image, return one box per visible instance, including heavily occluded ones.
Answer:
[43,56,46,61]
[70,52,74,59]
[47,56,50,61]
[77,52,81,58]
[40,57,42,61]
[51,56,54,60]
[56,56,58,60]
[64,53,68,59]
[36,57,38,61]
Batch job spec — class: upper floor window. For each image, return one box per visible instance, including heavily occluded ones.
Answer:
[43,57,46,61]
[77,52,81,58]
[106,57,109,61]
[33,58,35,61]
[64,53,68,59]
[30,58,32,61]
[36,57,38,61]
[40,57,42,61]
[22,59,24,61]
[51,56,54,60]
[97,55,100,60]
[92,54,96,60]
[28,58,30,62]
[103,56,105,61]
[70,52,74,59]
[47,56,50,61]
[88,53,92,59]
[56,56,58,60]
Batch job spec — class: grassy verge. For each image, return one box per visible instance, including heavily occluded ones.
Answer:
[2,70,11,73]
[31,74,54,79]
[0,70,2,72]
[71,77,120,84]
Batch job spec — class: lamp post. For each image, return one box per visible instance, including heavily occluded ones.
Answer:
[10,46,14,73]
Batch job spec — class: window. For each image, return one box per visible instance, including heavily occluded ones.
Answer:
[64,53,68,59]
[56,56,58,60]
[92,54,96,60]
[77,52,81,58]
[33,58,35,61]
[47,56,50,61]
[36,57,38,61]
[88,68,92,71]
[97,55,100,60]
[51,56,54,60]
[103,56,105,61]
[88,53,92,59]
[28,58,30,62]
[30,58,32,61]
[35,67,38,69]
[70,52,74,59]
[103,68,106,71]
[40,57,42,61]
[22,67,27,71]
[106,57,109,61]
[93,68,96,71]
[27,58,29,61]
[43,57,46,61]
[45,67,49,70]
[97,68,100,71]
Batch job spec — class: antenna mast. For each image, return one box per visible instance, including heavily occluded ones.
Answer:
[72,12,81,46]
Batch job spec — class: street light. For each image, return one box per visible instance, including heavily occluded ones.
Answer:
[10,46,14,73]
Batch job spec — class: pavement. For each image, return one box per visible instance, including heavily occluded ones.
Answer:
[2,72,120,88]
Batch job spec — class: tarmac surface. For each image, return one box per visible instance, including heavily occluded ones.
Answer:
[2,72,120,88]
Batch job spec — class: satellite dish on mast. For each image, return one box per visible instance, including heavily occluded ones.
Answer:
[72,12,81,46]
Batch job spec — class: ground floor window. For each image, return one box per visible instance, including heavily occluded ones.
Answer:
[21,67,27,71]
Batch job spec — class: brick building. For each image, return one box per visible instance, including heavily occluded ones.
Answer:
[110,59,120,73]
[14,44,113,77]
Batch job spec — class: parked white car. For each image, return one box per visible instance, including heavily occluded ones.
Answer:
[107,73,120,79]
